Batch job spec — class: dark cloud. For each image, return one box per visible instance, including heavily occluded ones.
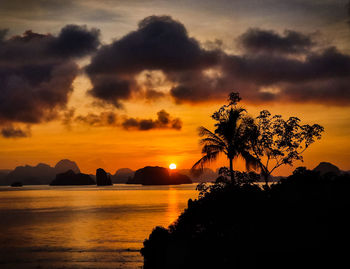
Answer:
[86,15,220,106]
[142,71,167,101]
[348,0,350,25]
[0,29,7,41]
[0,61,77,124]
[85,15,350,107]
[75,111,118,127]
[145,89,165,101]
[281,78,350,105]
[87,76,133,108]
[50,25,100,58]
[223,47,350,85]
[1,125,30,138]
[237,28,315,54]
[170,47,350,104]
[0,25,100,137]
[61,108,75,128]
[122,110,182,131]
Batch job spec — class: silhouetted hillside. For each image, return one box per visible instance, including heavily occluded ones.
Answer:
[0,169,10,183]
[96,168,112,186]
[10,181,23,187]
[111,168,135,183]
[0,169,11,175]
[313,162,341,175]
[142,167,350,268]
[0,160,81,185]
[50,170,95,185]
[128,166,192,185]
[55,159,80,174]
[3,163,55,185]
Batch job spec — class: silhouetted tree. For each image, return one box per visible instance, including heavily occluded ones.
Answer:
[142,167,350,269]
[196,166,260,198]
[192,93,258,183]
[247,110,324,187]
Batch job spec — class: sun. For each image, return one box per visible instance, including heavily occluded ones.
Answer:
[169,163,177,170]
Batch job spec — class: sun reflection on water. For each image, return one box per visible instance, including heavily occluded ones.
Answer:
[0,184,198,268]
[167,187,180,225]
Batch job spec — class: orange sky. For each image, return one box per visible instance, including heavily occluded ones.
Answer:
[0,0,349,176]
[1,90,349,175]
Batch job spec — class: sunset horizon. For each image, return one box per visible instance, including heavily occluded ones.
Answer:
[1,1,350,268]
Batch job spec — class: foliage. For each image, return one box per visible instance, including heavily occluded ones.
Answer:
[196,166,260,198]
[247,110,324,185]
[192,92,258,183]
[142,168,350,268]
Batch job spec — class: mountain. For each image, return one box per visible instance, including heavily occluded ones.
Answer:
[96,168,112,186]
[3,163,55,185]
[0,160,81,186]
[0,169,11,183]
[0,169,11,174]
[55,159,80,174]
[50,170,95,185]
[111,168,135,183]
[127,166,192,185]
[313,162,341,176]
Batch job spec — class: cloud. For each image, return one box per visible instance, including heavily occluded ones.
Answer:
[86,15,220,106]
[237,28,315,54]
[122,110,182,131]
[145,89,165,101]
[49,25,100,58]
[1,125,30,138]
[348,0,350,25]
[85,15,350,107]
[75,111,118,127]
[0,0,122,24]
[0,25,100,137]
[0,29,7,41]
[63,109,182,132]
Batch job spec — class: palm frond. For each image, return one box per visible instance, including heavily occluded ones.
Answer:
[198,126,222,140]
[201,144,225,154]
[240,150,260,171]
[192,150,220,171]
[199,137,226,148]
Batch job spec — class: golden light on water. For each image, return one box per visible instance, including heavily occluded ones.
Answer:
[169,163,177,170]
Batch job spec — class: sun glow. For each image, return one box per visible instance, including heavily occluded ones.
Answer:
[169,163,177,170]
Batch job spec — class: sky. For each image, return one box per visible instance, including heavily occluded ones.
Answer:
[0,0,349,175]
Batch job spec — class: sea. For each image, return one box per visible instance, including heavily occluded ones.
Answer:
[0,184,199,269]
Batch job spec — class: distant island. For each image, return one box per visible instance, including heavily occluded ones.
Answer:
[1,159,348,187]
[50,170,95,185]
[96,168,112,186]
[111,168,135,184]
[10,181,23,187]
[0,159,80,185]
[127,166,192,185]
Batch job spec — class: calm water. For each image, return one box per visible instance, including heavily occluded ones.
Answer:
[0,184,198,269]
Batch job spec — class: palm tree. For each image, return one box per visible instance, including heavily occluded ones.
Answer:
[192,94,258,183]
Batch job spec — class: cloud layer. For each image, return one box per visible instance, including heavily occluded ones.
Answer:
[86,16,220,107]
[1,15,349,137]
[85,15,350,107]
[237,28,314,54]
[0,25,100,137]
[122,110,182,131]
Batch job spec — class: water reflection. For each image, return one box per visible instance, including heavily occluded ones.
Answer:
[167,187,179,225]
[0,184,198,269]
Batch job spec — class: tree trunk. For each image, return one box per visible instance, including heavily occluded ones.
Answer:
[259,164,269,189]
[263,172,269,189]
[229,158,235,184]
